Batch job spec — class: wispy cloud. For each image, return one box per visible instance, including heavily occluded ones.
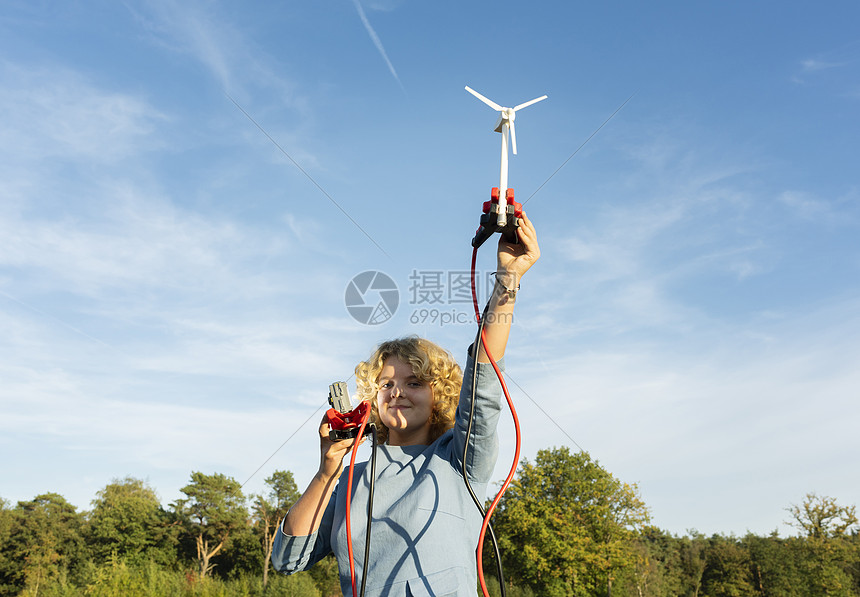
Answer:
[1,185,277,296]
[126,0,235,90]
[792,43,860,87]
[0,175,370,507]
[511,286,860,535]
[0,63,165,164]
[800,58,845,73]
[351,0,405,92]
[778,189,860,226]
[363,0,406,11]
[126,0,303,107]
[510,126,860,532]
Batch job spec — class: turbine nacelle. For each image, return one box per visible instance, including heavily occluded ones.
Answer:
[466,86,546,156]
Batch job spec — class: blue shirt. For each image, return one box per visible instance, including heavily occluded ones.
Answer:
[272,352,504,596]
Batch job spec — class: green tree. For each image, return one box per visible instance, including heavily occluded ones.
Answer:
[0,498,15,597]
[620,526,686,597]
[783,493,858,596]
[744,532,805,597]
[87,476,175,565]
[490,447,650,596]
[786,493,858,539]
[0,493,87,597]
[252,470,300,587]
[846,532,860,595]
[795,536,854,597]
[215,524,262,579]
[173,472,247,580]
[679,531,708,597]
[699,534,754,597]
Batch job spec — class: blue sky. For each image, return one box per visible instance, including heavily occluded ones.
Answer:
[2,0,859,537]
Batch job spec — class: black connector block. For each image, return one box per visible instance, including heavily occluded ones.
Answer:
[471,188,523,249]
[329,425,374,442]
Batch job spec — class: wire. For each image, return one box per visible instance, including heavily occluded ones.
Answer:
[224,93,392,261]
[468,244,523,597]
[344,402,372,597]
[240,401,327,489]
[474,331,520,597]
[522,92,636,206]
[360,424,378,597]
[463,249,508,597]
[504,374,585,453]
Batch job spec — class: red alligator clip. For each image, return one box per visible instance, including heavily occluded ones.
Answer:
[326,401,371,441]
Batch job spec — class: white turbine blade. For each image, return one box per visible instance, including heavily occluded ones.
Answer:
[513,94,547,111]
[510,119,517,155]
[465,85,503,112]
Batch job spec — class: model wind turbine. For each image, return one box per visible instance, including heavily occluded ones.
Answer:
[465,85,547,247]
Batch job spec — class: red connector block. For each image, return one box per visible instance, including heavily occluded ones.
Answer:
[326,402,372,442]
[472,188,523,249]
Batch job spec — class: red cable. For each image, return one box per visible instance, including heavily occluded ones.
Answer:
[470,246,522,597]
[476,332,520,597]
[345,402,371,597]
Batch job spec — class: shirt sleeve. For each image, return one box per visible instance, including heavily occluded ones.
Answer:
[270,484,338,574]
[450,346,504,484]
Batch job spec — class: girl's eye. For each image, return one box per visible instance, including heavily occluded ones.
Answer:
[380,381,392,388]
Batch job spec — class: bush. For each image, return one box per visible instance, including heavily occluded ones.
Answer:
[264,572,319,597]
[482,574,535,597]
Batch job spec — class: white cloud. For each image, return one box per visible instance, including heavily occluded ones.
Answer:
[505,295,860,535]
[351,0,405,91]
[800,58,844,73]
[777,189,860,226]
[474,123,860,534]
[126,0,234,90]
[0,182,286,297]
[126,0,303,106]
[793,44,860,88]
[364,0,407,11]
[0,63,166,163]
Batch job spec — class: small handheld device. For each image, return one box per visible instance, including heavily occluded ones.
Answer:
[328,381,352,413]
[326,382,372,442]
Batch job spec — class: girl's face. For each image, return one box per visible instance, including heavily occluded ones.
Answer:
[376,356,434,446]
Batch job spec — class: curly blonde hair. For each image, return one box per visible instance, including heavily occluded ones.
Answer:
[355,336,463,445]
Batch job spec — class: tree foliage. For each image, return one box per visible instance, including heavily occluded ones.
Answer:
[786,492,859,539]
[87,476,175,565]
[172,472,247,580]
[3,467,860,596]
[0,493,87,596]
[699,534,755,597]
[252,470,300,586]
[490,446,650,596]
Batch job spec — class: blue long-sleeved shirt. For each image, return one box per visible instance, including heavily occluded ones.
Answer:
[271,351,504,596]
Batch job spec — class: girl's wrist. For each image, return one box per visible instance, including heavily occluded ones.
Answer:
[493,271,520,300]
[318,456,343,481]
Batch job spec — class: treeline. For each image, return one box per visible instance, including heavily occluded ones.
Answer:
[0,471,337,597]
[487,448,860,596]
[2,448,859,596]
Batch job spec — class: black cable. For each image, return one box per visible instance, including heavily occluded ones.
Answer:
[462,299,507,597]
[359,424,377,597]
